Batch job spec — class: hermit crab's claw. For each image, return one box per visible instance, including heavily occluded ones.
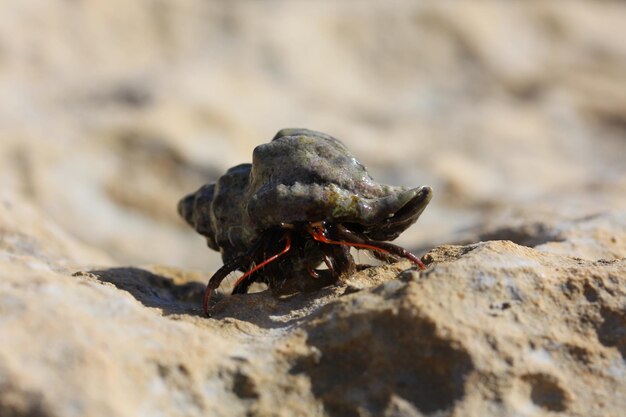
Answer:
[361,186,432,241]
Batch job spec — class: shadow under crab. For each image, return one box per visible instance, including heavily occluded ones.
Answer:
[178,128,432,314]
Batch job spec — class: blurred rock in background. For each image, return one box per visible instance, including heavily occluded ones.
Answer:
[1,1,624,269]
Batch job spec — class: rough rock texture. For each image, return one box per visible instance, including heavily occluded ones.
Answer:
[1,197,625,417]
[1,1,626,417]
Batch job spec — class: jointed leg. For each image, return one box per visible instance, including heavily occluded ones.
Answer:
[231,232,292,294]
[319,242,355,278]
[203,230,292,315]
[307,223,425,270]
[203,255,247,314]
[335,224,425,269]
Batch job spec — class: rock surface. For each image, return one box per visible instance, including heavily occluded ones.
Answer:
[1,197,625,417]
[1,1,625,417]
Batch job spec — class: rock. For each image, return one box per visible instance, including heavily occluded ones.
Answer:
[1,1,625,416]
[0,194,112,270]
[1,191,625,416]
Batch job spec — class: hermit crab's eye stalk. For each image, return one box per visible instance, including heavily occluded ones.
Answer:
[306,224,426,270]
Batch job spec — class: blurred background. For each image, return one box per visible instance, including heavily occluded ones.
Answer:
[0,1,624,272]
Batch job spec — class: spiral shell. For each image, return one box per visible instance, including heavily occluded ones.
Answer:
[178,128,432,262]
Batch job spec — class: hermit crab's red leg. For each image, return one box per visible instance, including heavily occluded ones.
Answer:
[322,255,335,276]
[203,255,247,315]
[304,253,334,280]
[318,241,354,278]
[231,232,293,293]
[306,264,320,279]
[307,224,426,270]
[203,231,292,315]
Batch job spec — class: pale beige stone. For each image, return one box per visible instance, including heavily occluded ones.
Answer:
[1,1,625,416]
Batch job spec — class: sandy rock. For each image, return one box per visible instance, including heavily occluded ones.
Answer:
[1,196,625,416]
[0,194,112,271]
[1,1,625,416]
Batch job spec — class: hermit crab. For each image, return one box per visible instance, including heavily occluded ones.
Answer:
[178,128,432,314]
